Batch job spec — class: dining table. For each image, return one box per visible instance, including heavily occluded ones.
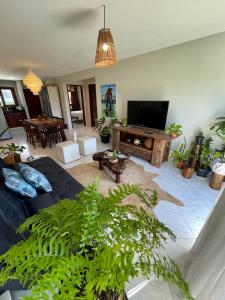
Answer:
[25,117,67,148]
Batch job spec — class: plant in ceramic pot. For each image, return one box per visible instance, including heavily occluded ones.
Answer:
[181,150,195,179]
[3,143,26,165]
[166,123,183,139]
[195,131,205,145]
[170,138,190,169]
[95,117,118,143]
[110,150,119,163]
[196,138,213,178]
[0,181,193,300]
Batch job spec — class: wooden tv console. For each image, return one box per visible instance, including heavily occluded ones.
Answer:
[113,126,172,168]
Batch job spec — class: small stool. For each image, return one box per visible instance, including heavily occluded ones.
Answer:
[77,136,97,156]
[56,141,80,163]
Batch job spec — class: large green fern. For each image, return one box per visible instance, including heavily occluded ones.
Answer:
[0,181,193,300]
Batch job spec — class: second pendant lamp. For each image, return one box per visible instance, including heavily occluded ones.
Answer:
[95,5,117,68]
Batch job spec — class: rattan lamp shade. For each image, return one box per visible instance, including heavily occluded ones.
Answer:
[23,70,43,95]
[95,28,117,67]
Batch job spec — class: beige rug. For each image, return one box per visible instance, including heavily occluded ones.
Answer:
[67,160,183,207]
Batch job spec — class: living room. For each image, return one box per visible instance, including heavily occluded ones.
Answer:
[0,1,225,299]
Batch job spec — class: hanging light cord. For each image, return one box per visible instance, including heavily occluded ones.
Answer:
[103,4,106,29]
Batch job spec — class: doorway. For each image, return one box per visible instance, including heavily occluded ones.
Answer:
[23,88,42,118]
[88,84,97,127]
[67,85,86,127]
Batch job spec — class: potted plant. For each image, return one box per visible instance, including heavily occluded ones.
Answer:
[3,143,26,165]
[210,116,225,151]
[110,150,118,163]
[166,123,182,139]
[170,138,190,169]
[0,181,193,300]
[182,150,195,179]
[95,117,118,143]
[195,131,205,145]
[196,138,213,178]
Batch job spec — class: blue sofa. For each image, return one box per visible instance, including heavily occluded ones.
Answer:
[0,157,83,293]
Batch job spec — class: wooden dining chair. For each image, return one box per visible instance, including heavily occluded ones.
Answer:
[22,121,40,149]
[43,125,62,148]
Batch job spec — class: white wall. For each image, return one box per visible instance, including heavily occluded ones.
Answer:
[56,32,225,145]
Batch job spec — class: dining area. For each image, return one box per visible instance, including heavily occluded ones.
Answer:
[23,116,67,149]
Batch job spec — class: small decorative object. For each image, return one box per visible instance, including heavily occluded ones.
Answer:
[166,123,183,139]
[121,117,127,127]
[134,138,141,146]
[144,138,153,149]
[23,70,43,95]
[195,131,205,145]
[0,181,193,300]
[95,117,118,143]
[182,166,195,179]
[110,150,118,163]
[95,5,116,68]
[126,138,131,143]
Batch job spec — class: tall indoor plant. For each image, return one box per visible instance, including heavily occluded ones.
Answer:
[0,181,193,300]
[197,138,213,178]
[95,117,118,143]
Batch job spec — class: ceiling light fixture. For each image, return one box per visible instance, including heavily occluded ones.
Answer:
[23,70,43,95]
[95,5,116,68]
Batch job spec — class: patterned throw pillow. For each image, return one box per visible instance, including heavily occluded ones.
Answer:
[2,168,37,198]
[18,163,52,192]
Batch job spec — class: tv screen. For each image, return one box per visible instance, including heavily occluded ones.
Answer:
[127,101,169,130]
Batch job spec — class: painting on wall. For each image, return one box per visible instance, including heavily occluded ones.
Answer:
[100,84,116,118]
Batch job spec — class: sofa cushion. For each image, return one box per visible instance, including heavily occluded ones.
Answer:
[17,163,52,192]
[2,168,37,198]
[27,157,83,201]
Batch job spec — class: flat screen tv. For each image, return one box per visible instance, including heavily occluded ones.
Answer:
[127,101,169,130]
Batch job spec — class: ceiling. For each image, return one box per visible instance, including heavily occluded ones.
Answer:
[1,0,225,80]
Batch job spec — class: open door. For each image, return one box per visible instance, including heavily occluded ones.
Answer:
[88,84,97,127]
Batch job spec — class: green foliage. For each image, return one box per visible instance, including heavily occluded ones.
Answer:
[121,118,127,127]
[166,123,183,136]
[3,143,26,154]
[199,138,213,169]
[210,116,225,146]
[95,117,118,136]
[0,181,193,300]
[170,138,190,164]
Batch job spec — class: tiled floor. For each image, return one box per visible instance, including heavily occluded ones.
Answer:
[0,125,221,299]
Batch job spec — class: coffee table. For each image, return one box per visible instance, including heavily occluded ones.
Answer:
[92,151,128,183]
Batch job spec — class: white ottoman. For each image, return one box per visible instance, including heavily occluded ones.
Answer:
[77,136,97,156]
[56,141,80,163]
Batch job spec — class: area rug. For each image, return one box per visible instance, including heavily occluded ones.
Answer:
[67,160,183,207]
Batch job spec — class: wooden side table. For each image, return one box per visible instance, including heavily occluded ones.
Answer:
[92,151,128,183]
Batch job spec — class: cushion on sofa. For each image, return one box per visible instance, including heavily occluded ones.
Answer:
[2,168,37,198]
[27,157,83,202]
[17,163,52,192]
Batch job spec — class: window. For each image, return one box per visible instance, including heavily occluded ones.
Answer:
[0,87,18,107]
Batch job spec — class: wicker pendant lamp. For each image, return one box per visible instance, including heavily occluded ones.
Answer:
[23,70,43,95]
[95,5,116,68]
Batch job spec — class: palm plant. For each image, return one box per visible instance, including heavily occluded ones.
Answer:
[95,117,118,143]
[210,116,225,146]
[0,181,193,300]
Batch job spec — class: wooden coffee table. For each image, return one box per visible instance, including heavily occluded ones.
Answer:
[92,151,128,183]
